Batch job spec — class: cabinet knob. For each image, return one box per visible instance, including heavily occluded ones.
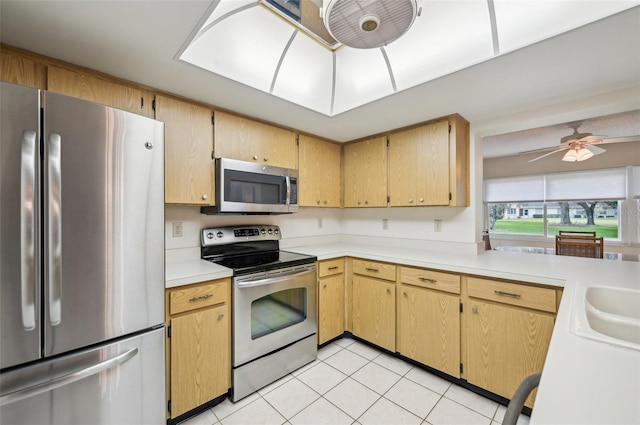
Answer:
[419,198,424,203]
[323,200,327,205]
[357,200,362,205]
[408,198,413,203]
[386,288,391,294]
[263,157,269,162]
[202,194,208,200]
[403,291,408,297]
[471,306,478,314]
[317,200,321,205]
[323,284,327,288]
[365,200,369,205]
[218,313,225,320]
[253,155,258,160]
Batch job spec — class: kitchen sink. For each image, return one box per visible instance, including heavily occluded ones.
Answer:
[571,284,640,351]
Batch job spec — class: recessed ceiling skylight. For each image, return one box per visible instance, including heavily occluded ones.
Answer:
[178,0,638,117]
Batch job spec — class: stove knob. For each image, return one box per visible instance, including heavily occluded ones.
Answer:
[261,228,266,235]
[268,228,273,234]
[216,231,223,239]
[274,229,279,235]
[206,232,214,239]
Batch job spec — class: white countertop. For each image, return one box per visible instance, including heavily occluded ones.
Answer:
[165,242,640,423]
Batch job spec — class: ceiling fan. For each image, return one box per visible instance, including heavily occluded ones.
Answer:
[524,121,640,163]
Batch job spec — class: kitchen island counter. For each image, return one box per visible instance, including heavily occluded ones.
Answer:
[286,241,640,425]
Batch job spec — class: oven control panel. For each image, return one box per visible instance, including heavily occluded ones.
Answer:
[201,225,281,245]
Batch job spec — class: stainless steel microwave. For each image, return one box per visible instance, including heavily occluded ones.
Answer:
[201,158,299,215]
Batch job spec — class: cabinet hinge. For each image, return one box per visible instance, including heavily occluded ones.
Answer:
[387,195,390,203]
[140,97,144,109]
[386,136,390,147]
[296,135,299,146]
[211,114,215,125]
[167,326,171,338]
[151,99,156,111]
[460,303,463,313]
[448,124,452,133]
[460,363,464,374]
[167,400,171,413]
[211,150,215,160]
[449,192,452,201]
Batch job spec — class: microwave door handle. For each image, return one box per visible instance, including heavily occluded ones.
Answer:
[285,175,291,205]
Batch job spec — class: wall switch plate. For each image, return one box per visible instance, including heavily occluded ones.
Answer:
[317,218,323,229]
[172,221,183,238]
[382,219,388,230]
[434,219,442,232]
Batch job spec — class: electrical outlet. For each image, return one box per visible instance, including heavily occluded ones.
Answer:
[317,218,323,229]
[382,219,388,230]
[434,219,442,232]
[172,221,183,238]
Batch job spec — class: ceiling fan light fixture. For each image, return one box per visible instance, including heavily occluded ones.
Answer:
[562,146,594,162]
[562,148,579,162]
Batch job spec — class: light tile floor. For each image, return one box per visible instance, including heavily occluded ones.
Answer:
[179,337,530,425]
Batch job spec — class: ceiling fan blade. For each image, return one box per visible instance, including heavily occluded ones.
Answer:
[518,145,563,155]
[527,147,568,162]
[600,135,640,144]
[586,145,606,155]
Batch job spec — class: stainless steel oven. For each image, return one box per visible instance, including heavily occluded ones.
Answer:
[201,225,317,401]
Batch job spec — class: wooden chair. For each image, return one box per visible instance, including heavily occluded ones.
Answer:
[555,234,604,258]
[558,230,596,237]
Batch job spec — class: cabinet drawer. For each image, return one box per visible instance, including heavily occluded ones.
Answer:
[352,259,396,281]
[400,267,460,294]
[318,258,344,277]
[467,277,556,313]
[169,280,229,315]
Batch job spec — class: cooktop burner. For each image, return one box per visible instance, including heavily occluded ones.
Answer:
[201,225,316,275]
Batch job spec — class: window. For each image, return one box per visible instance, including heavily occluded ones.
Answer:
[484,167,639,244]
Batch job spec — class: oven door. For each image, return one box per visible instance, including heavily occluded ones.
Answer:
[233,264,317,367]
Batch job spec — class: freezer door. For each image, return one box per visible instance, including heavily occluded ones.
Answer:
[0,82,41,369]
[0,327,165,425]
[43,92,165,356]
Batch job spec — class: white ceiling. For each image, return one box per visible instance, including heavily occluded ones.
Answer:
[1,1,639,144]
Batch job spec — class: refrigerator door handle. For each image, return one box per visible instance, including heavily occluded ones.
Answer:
[0,347,138,406]
[21,130,37,331]
[48,133,62,326]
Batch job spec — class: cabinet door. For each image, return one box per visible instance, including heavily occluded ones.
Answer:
[318,273,345,344]
[352,275,395,351]
[47,66,151,116]
[1,51,45,88]
[466,300,554,407]
[298,135,341,207]
[155,94,214,205]
[343,136,387,207]
[170,304,230,418]
[214,111,297,169]
[389,121,449,206]
[399,285,460,377]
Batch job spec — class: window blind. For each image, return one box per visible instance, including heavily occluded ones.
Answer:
[544,168,627,201]
[632,166,640,199]
[483,175,544,202]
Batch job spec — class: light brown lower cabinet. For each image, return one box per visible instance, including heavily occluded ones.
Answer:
[464,277,559,407]
[398,283,461,378]
[165,279,231,419]
[318,259,345,345]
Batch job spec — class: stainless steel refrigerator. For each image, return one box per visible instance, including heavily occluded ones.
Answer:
[0,81,165,424]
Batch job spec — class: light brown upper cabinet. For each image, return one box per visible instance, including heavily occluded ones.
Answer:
[213,111,297,169]
[47,66,152,117]
[155,94,214,205]
[298,135,341,207]
[389,116,469,207]
[343,136,388,207]
[1,50,46,89]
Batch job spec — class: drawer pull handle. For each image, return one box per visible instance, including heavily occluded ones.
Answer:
[418,277,437,284]
[365,267,379,272]
[494,290,521,298]
[328,266,339,270]
[189,294,213,302]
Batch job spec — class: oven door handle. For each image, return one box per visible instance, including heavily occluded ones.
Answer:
[236,267,314,288]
